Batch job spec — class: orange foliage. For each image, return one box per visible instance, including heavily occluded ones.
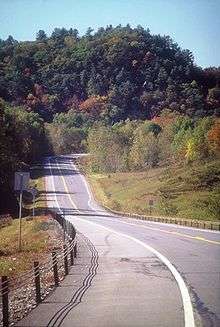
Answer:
[25,84,44,111]
[208,120,220,154]
[79,96,107,116]
[152,110,179,127]
[26,93,40,108]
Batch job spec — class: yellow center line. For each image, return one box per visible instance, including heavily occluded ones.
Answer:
[136,224,220,245]
[107,219,220,246]
[57,162,220,247]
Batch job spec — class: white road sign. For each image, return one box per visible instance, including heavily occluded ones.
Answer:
[14,172,30,191]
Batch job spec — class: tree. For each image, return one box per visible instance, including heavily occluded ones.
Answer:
[172,117,194,160]
[181,81,205,117]
[36,30,47,41]
[0,101,46,213]
[172,116,214,163]
[129,125,159,169]
[208,119,220,156]
[190,117,213,160]
[79,96,107,118]
[158,123,175,163]
[85,27,94,38]
[0,24,219,121]
[47,125,86,154]
[69,28,79,39]
[87,125,128,172]
[5,35,17,46]
[100,104,124,125]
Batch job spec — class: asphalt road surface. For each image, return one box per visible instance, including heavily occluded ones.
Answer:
[21,155,220,327]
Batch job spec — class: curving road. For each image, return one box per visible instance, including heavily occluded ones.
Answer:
[18,155,220,327]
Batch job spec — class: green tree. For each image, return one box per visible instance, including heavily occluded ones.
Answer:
[36,30,47,41]
[129,125,159,169]
[87,125,127,172]
[0,101,46,213]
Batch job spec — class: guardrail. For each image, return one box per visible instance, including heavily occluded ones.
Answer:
[102,205,220,231]
[85,173,220,231]
[0,213,76,327]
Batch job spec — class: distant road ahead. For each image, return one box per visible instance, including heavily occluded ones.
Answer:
[43,156,220,326]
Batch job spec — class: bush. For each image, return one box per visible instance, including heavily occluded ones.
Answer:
[0,214,12,229]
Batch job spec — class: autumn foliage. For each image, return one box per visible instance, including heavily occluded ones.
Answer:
[208,120,220,155]
[79,96,107,117]
[0,25,219,123]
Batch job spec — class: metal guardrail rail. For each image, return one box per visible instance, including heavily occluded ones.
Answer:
[0,213,77,327]
[86,173,220,231]
[102,204,220,231]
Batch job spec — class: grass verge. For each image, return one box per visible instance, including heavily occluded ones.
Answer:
[87,160,220,221]
[0,215,61,277]
[0,163,62,277]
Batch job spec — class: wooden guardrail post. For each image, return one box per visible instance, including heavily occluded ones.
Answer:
[64,245,69,275]
[2,276,9,327]
[70,242,74,266]
[34,261,41,304]
[52,252,59,287]
[74,242,77,258]
[71,225,75,240]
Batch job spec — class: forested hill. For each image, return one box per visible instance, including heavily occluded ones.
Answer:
[0,25,220,123]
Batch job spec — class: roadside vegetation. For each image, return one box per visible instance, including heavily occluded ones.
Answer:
[0,216,61,277]
[0,164,61,277]
[88,161,220,221]
[84,113,220,221]
[0,101,49,214]
[0,25,219,219]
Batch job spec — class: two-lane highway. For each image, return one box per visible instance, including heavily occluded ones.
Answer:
[43,155,220,327]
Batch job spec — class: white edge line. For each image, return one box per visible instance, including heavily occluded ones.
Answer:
[73,162,220,235]
[47,158,62,213]
[72,216,195,327]
[52,157,195,327]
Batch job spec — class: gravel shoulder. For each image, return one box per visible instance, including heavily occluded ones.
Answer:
[14,231,93,327]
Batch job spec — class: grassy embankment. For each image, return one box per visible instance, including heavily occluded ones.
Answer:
[88,160,220,221]
[0,165,59,277]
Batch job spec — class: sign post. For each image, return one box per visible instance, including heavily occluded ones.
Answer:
[18,174,23,251]
[14,172,30,251]
[149,199,154,215]
[33,193,35,217]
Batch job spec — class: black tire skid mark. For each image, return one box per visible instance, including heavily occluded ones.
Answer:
[46,232,99,327]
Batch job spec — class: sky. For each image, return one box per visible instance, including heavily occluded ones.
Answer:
[0,0,219,68]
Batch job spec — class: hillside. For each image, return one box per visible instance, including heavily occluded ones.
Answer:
[0,25,220,215]
[88,160,220,221]
[0,25,220,124]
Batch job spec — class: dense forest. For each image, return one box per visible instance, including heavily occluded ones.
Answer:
[0,25,220,214]
[1,24,220,121]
